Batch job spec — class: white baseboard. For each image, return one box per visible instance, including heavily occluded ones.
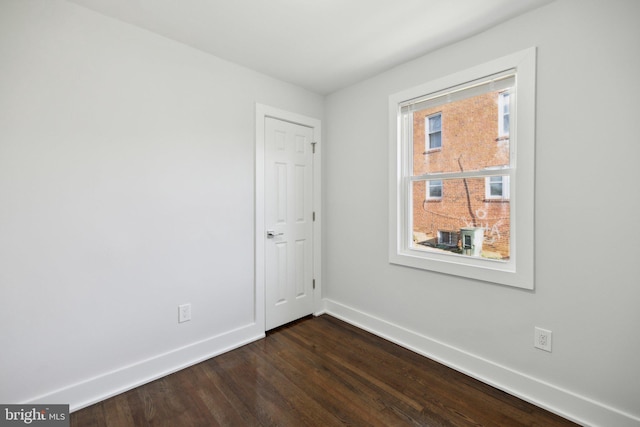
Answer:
[323,298,640,427]
[26,323,265,412]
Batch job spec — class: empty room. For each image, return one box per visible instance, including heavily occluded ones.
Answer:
[1,0,639,426]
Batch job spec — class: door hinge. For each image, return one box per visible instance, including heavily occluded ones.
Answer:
[313,279,316,290]
[313,211,316,222]
[311,141,317,154]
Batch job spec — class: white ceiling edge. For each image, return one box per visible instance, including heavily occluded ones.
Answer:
[67,0,555,94]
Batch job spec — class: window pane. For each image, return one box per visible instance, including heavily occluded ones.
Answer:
[500,92,510,136]
[412,178,510,260]
[490,181,503,196]
[429,114,441,132]
[429,131,442,149]
[413,88,512,175]
[502,93,510,114]
[490,176,503,196]
[428,180,442,198]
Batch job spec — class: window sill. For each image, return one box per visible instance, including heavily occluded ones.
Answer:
[423,148,442,154]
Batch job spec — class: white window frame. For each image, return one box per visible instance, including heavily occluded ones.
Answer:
[388,47,536,289]
[485,175,510,200]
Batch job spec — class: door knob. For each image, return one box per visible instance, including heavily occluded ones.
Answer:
[267,230,284,239]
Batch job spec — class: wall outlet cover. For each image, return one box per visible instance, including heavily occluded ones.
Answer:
[178,303,191,323]
[534,327,552,352]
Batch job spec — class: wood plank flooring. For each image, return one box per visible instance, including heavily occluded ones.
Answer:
[71,315,579,426]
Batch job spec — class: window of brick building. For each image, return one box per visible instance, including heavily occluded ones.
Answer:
[426,113,442,151]
[389,48,536,289]
[486,175,510,200]
[438,230,460,247]
[498,91,510,138]
[427,180,442,200]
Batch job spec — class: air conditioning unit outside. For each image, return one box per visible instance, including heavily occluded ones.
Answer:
[460,227,485,256]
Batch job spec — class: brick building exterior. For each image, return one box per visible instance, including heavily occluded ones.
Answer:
[411,90,511,259]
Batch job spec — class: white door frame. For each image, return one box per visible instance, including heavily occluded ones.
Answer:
[255,104,322,332]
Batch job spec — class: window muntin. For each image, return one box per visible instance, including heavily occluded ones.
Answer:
[389,47,536,289]
[411,75,514,177]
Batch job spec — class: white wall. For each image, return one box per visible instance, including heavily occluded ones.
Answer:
[0,0,322,409]
[323,0,640,426]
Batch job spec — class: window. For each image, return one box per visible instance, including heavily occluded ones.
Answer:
[486,175,510,200]
[426,113,442,150]
[389,48,536,289]
[438,230,459,247]
[427,180,442,200]
[498,91,510,137]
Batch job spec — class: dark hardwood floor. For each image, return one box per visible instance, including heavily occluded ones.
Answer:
[71,315,579,426]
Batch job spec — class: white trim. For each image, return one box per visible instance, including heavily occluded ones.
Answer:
[389,47,536,289]
[255,104,322,329]
[27,324,264,412]
[323,298,640,427]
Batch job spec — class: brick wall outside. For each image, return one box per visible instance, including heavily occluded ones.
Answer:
[411,91,511,259]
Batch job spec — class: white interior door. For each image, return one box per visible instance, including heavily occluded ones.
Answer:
[264,117,315,330]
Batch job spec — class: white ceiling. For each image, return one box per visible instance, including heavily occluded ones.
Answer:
[68,0,553,94]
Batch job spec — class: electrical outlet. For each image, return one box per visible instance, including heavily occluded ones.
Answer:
[534,327,552,352]
[178,303,191,323]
